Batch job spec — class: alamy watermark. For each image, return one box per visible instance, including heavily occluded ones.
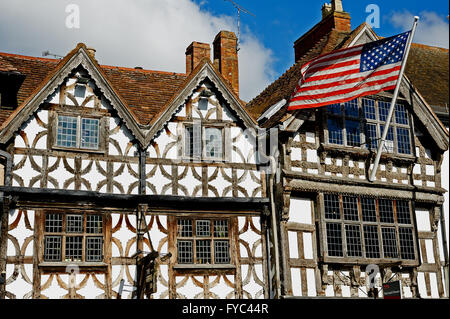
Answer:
[65,4,80,29]
[366,4,380,29]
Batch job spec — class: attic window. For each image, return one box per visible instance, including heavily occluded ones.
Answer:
[198,97,209,110]
[74,84,86,98]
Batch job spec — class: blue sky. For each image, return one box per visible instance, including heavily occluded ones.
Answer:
[0,0,448,101]
[194,0,449,75]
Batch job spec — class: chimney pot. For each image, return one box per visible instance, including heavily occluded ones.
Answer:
[86,47,96,58]
[322,3,332,19]
[332,0,344,12]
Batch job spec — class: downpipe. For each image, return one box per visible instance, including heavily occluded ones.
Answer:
[268,155,282,299]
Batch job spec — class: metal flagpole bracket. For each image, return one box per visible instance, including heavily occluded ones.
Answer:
[368,16,420,182]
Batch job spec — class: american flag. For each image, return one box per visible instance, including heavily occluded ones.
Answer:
[288,31,411,110]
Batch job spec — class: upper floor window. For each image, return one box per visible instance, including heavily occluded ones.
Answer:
[43,212,104,263]
[325,98,412,155]
[56,115,100,150]
[321,194,417,264]
[176,218,231,265]
[184,124,224,160]
[50,104,107,152]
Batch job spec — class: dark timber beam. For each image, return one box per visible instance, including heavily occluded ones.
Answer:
[0,186,269,212]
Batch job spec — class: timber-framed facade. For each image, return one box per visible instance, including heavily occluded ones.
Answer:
[246,0,449,299]
[1,0,449,300]
[0,31,275,299]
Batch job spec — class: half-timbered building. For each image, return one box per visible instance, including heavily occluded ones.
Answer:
[246,0,449,299]
[0,31,275,299]
[0,1,448,300]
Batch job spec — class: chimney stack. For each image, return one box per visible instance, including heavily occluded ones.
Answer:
[185,42,211,74]
[294,0,351,62]
[213,31,239,96]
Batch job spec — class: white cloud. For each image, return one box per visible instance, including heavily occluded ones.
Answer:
[388,10,449,48]
[0,0,274,101]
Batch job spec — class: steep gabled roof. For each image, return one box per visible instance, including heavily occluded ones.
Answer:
[406,43,449,112]
[0,44,148,145]
[0,50,188,129]
[100,66,187,126]
[0,43,257,149]
[144,57,258,146]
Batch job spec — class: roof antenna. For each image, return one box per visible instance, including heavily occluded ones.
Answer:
[223,0,255,52]
[42,50,64,59]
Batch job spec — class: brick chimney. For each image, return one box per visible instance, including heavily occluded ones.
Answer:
[294,0,351,62]
[186,42,211,74]
[213,31,239,96]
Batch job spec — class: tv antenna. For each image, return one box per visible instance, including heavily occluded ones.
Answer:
[223,0,255,51]
[42,50,64,59]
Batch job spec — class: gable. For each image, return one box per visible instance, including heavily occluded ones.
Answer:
[144,60,258,148]
[0,45,146,146]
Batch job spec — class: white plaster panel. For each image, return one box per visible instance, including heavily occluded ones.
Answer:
[417,272,428,298]
[40,274,68,299]
[210,275,235,299]
[429,273,439,298]
[5,264,31,299]
[415,210,431,232]
[291,268,301,296]
[291,147,302,161]
[153,264,169,299]
[426,181,435,188]
[221,102,237,122]
[305,132,315,143]
[289,198,312,224]
[113,162,138,194]
[425,239,435,264]
[76,274,105,299]
[306,149,318,163]
[146,165,171,195]
[288,232,299,259]
[12,155,40,187]
[306,268,317,296]
[303,233,313,259]
[176,276,203,298]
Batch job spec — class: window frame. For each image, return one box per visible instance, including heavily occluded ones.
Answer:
[173,216,236,270]
[50,106,107,154]
[41,211,105,265]
[182,122,227,162]
[323,97,413,156]
[319,193,419,266]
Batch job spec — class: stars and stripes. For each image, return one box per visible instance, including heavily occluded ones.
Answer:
[288,31,411,110]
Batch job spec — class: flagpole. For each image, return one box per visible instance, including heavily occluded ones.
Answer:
[368,16,420,182]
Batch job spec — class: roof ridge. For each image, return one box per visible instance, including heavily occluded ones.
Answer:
[411,42,449,52]
[0,51,59,63]
[100,64,187,77]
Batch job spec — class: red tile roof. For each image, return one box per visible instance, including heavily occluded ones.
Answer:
[0,50,188,127]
